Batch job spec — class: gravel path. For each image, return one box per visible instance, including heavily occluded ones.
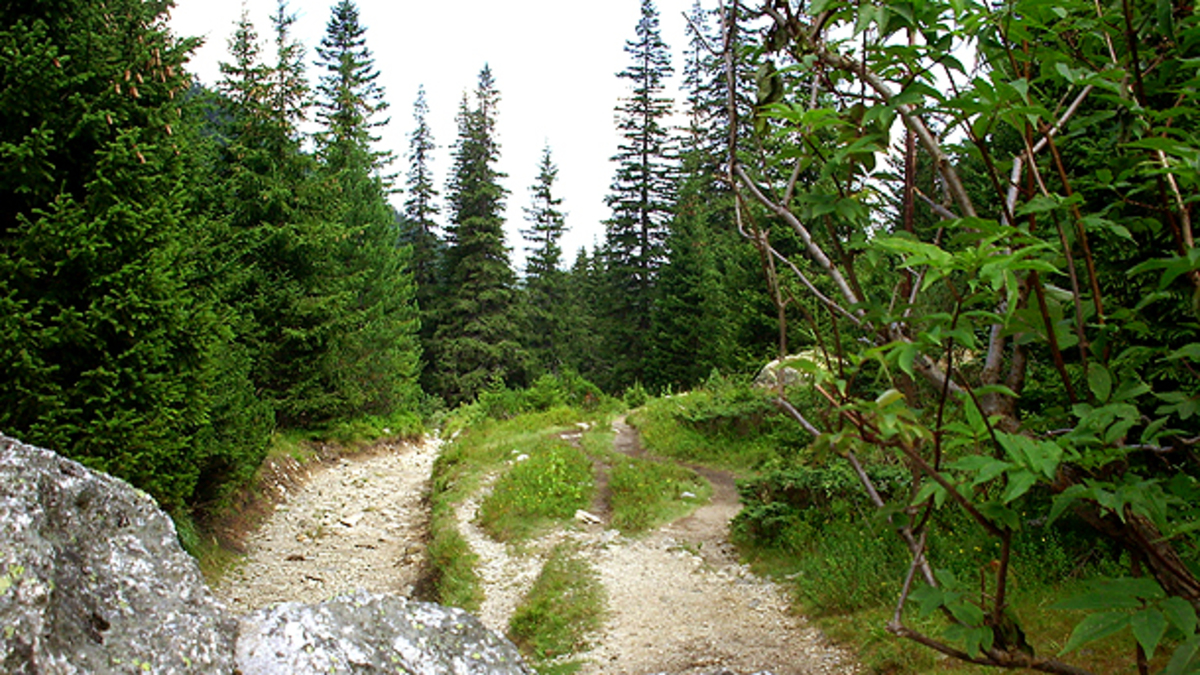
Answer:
[214,437,438,614]
[214,424,859,674]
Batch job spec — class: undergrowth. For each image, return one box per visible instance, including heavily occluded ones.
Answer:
[631,373,810,470]
[631,374,1161,674]
[508,543,606,669]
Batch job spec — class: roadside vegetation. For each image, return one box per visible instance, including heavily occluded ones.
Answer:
[634,374,1178,674]
[425,372,619,612]
[508,543,607,674]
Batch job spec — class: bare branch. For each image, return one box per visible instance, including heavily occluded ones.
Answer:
[734,164,863,309]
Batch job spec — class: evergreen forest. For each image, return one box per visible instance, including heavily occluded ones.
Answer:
[4,0,1200,672]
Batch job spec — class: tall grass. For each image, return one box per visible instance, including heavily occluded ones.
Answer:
[608,457,710,533]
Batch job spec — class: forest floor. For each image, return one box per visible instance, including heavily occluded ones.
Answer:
[211,421,859,675]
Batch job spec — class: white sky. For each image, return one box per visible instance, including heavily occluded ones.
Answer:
[168,0,703,270]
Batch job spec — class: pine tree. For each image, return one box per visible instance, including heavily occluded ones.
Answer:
[315,0,389,171]
[645,0,780,386]
[521,145,570,375]
[600,0,677,391]
[400,85,445,392]
[313,0,421,418]
[0,0,230,510]
[433,66,525,404]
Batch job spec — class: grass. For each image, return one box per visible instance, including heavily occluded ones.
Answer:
[607,456,710,533]
[577,421,712,535]
[478,439,594,541]
[426,404,614,608]
[631,385,809,471]
[508,543,606,668]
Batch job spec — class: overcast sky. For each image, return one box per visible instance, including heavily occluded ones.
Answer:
[168,0,703,269]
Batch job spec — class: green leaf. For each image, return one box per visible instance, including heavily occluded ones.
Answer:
[1060,612,1130,654]
[1002,469,1038,504]
[1161,596,1198,634]
[912,480,948,508]
[978,500,1021,530]
[1088,365,1113,403]
[1166,636,1200,675]
[912,584,945,619]
[1168,344,1200,362]
[1131,609,1168,659]
[897,341,918,377]
[948,599,985,626]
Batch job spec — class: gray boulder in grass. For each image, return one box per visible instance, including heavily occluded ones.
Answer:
[0,434,237,674]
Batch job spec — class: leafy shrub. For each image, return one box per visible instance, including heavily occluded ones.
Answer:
[477,371,610,421]
[633,377,811,469]
[623,381,650,408]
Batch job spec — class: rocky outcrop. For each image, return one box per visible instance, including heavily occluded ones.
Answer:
[0,434,531,675]
[237,591,530,674]
[0,434,237,674]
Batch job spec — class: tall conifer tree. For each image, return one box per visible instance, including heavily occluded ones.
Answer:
[600,0,677,390]
[0,0,226,509]
[521,145,570,375]
[215,3,352,427]
[433,66,525,404]
[313,0,421,418]
[401,85,445,392]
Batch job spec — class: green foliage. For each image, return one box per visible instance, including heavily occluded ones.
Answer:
[477,372,609,421]
[633,377,809,469]
[478,440,594,541]
[508,544,606,664]
[622,381,650,409]
[427,402,610,606]
[597,0,678,391]
[430,66,526,405]
[731,463,910,552]
[728,0,1200,668]
[520,145,572,378]
[0,0,265,512]
[608,457,709,533]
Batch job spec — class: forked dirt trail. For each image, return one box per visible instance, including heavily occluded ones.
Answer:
[214,424,858,674]
[569,418,855,675]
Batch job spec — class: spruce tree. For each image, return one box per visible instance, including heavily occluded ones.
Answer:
[521,145,570,375]
[314,0,421,418]
[215,3,350,427]
[400,85,445,393]
[600,0,677,391]
[433,66,525,404]
[561,248,605,382]
[646,0,779,386]
[0,0,225,510]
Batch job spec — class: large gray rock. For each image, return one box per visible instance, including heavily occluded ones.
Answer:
[0,434,237,674]
[236,591,531,675]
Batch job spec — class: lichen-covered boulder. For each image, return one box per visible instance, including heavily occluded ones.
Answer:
[0,434,237,674]
[236,591,532,675]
